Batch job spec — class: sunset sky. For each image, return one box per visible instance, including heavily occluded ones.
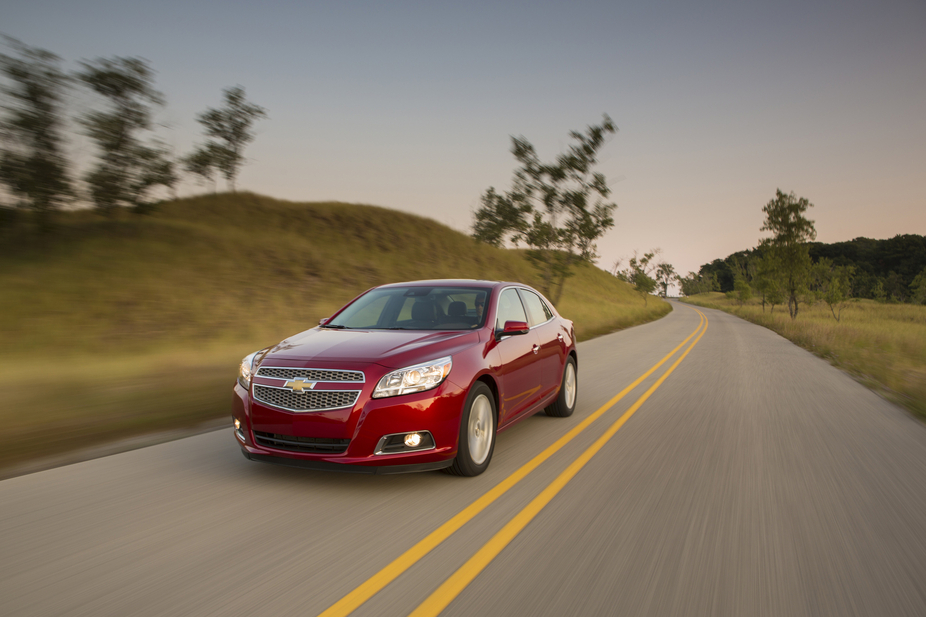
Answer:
[5,0,924,280]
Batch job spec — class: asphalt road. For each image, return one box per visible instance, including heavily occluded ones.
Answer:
[3,302,926,616]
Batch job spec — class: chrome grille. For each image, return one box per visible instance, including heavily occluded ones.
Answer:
[253,385,360,412]
[256,367,364,382]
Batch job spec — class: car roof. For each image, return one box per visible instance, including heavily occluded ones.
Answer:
[376,279,507,289]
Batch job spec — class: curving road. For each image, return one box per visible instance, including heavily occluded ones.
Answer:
[3,302,926,616]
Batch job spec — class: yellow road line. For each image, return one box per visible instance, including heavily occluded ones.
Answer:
[408,308,709,617]
[317,309,705,617]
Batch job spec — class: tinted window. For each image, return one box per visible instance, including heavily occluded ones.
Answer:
[327,286,490,330]
[519,289,552,326]
[495,288,528,330]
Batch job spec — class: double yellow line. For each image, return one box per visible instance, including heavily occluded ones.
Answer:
[319,307,708,617]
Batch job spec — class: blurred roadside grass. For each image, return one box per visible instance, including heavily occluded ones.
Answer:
[682,293,926,419]
[0,193,669,473]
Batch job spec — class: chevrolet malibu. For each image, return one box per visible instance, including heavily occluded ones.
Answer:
[232,279,577,476]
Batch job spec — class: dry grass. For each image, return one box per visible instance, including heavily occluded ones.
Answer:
[558,264,672,340]
[682,293,926,418]
[0,193,668,471]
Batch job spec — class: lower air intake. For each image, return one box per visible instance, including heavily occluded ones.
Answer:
[254,431,350,454]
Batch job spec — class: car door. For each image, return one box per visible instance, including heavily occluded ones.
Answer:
[492,287,543,426]
[518,288,564,401]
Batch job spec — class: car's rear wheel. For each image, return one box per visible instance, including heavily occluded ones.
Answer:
[447,382,496,476]
[545,356,577,417]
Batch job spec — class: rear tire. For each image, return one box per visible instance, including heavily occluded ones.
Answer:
[446,382,496,476]
[545,356,577,418]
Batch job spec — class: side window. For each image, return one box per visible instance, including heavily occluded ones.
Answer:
[495,288,528,330]
[519,289,552,326]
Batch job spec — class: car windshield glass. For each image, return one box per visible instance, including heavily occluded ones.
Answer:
[326,286,491,330]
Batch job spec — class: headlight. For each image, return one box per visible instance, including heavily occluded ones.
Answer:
[238,351,258,390]
[372,356,453,399]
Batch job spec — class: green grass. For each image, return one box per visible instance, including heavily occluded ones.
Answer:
[682,293,926,418]
[0,193,668,472]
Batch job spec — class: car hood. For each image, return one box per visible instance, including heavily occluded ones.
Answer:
[262,328,480,368]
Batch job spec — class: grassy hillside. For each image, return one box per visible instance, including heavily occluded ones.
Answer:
[683,293,926,418]
[0,193,669,473]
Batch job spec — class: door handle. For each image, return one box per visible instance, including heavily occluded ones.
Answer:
[532,344,540,354]
[557,333,564,342]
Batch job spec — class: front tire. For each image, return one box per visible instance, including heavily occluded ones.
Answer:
[447,382,496,476]
[545,356,577,417]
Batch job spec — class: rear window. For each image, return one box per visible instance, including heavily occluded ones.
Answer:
[326,286,491,330]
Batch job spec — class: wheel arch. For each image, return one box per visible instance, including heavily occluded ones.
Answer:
[474,373,500,422]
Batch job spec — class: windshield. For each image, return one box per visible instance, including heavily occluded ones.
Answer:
[325,286,491,330]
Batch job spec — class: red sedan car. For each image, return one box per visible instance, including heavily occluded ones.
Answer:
[232,280,577,476]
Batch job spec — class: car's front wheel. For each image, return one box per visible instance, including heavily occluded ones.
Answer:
[447,382,496,476]
[545,356,577,417]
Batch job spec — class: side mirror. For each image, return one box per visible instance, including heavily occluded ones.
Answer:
[496,320,530,341]
[318,317,330,326]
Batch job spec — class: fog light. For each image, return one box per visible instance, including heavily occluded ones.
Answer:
[234,418,241,430]
[404,433,422,448]
[375,431,434,455]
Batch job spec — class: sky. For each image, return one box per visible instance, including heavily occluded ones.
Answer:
[4,0,925,283]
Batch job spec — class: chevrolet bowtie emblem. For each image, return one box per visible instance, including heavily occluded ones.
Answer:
[284,378,317,391]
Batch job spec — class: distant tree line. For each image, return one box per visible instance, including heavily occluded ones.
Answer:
[0,36,266,224]
[679,190,926,314]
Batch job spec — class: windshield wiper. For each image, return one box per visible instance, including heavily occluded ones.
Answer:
[319,324,350,329]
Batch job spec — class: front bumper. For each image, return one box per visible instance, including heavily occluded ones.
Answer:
[231,375,467,471]
[240,448,453,474]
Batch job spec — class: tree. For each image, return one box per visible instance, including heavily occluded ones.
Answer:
[615,250,659,306]
[807,258,830,305]
[821,263,854,321]
[472,115,617,305]
[884,271,907,303]
[752,252,782,312]
[655,262,677,298]
[872,279,886,303]
[635,271,657,305]
[190,86,266,192]
[767,284,785,313]
[759,189,816,319]
[698,257,737,292]
[734,277,752,306]
[472,187,529,248]
[730,255,756,287]
[182,144,220,192]
[677,273,697,296]
[0,36,73,226]
[77,56,175,213]
[911,268,926,305]
[678,271,718,296]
